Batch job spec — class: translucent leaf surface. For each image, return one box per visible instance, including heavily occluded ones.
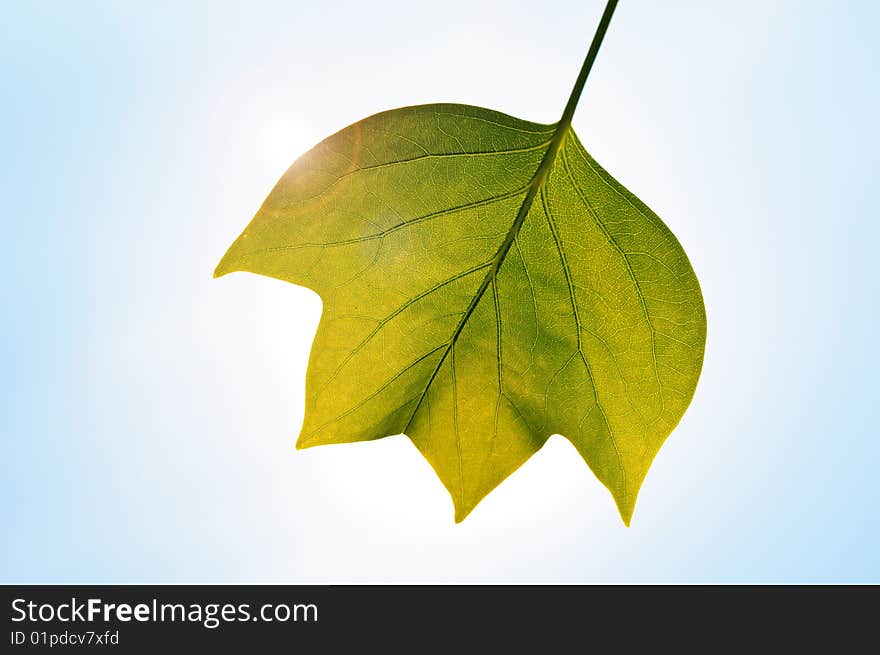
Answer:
[216,102,705,524]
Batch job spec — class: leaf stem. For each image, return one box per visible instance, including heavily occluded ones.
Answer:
[559,0,618,130]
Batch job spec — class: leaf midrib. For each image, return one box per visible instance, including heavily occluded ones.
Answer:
[403,121,573,432]
[401,0,620,434]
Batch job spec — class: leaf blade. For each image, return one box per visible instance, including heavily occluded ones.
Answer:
[216,103,705,524]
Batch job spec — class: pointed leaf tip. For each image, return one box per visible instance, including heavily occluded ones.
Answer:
[453,501,475,524]
[213,247,239,279]
[295,431,318,450]
[613,491,636,527]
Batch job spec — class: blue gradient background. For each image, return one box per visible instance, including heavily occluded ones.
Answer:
[2,1,878,582]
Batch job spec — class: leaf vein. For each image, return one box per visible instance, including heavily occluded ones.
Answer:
[540,186,627,496]
[562,147,666,425]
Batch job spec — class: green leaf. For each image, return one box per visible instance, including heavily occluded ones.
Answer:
[215,2,705,524]
[215,103,705,524]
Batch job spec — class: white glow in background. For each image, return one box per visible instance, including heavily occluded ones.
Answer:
[2,1,877,582]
